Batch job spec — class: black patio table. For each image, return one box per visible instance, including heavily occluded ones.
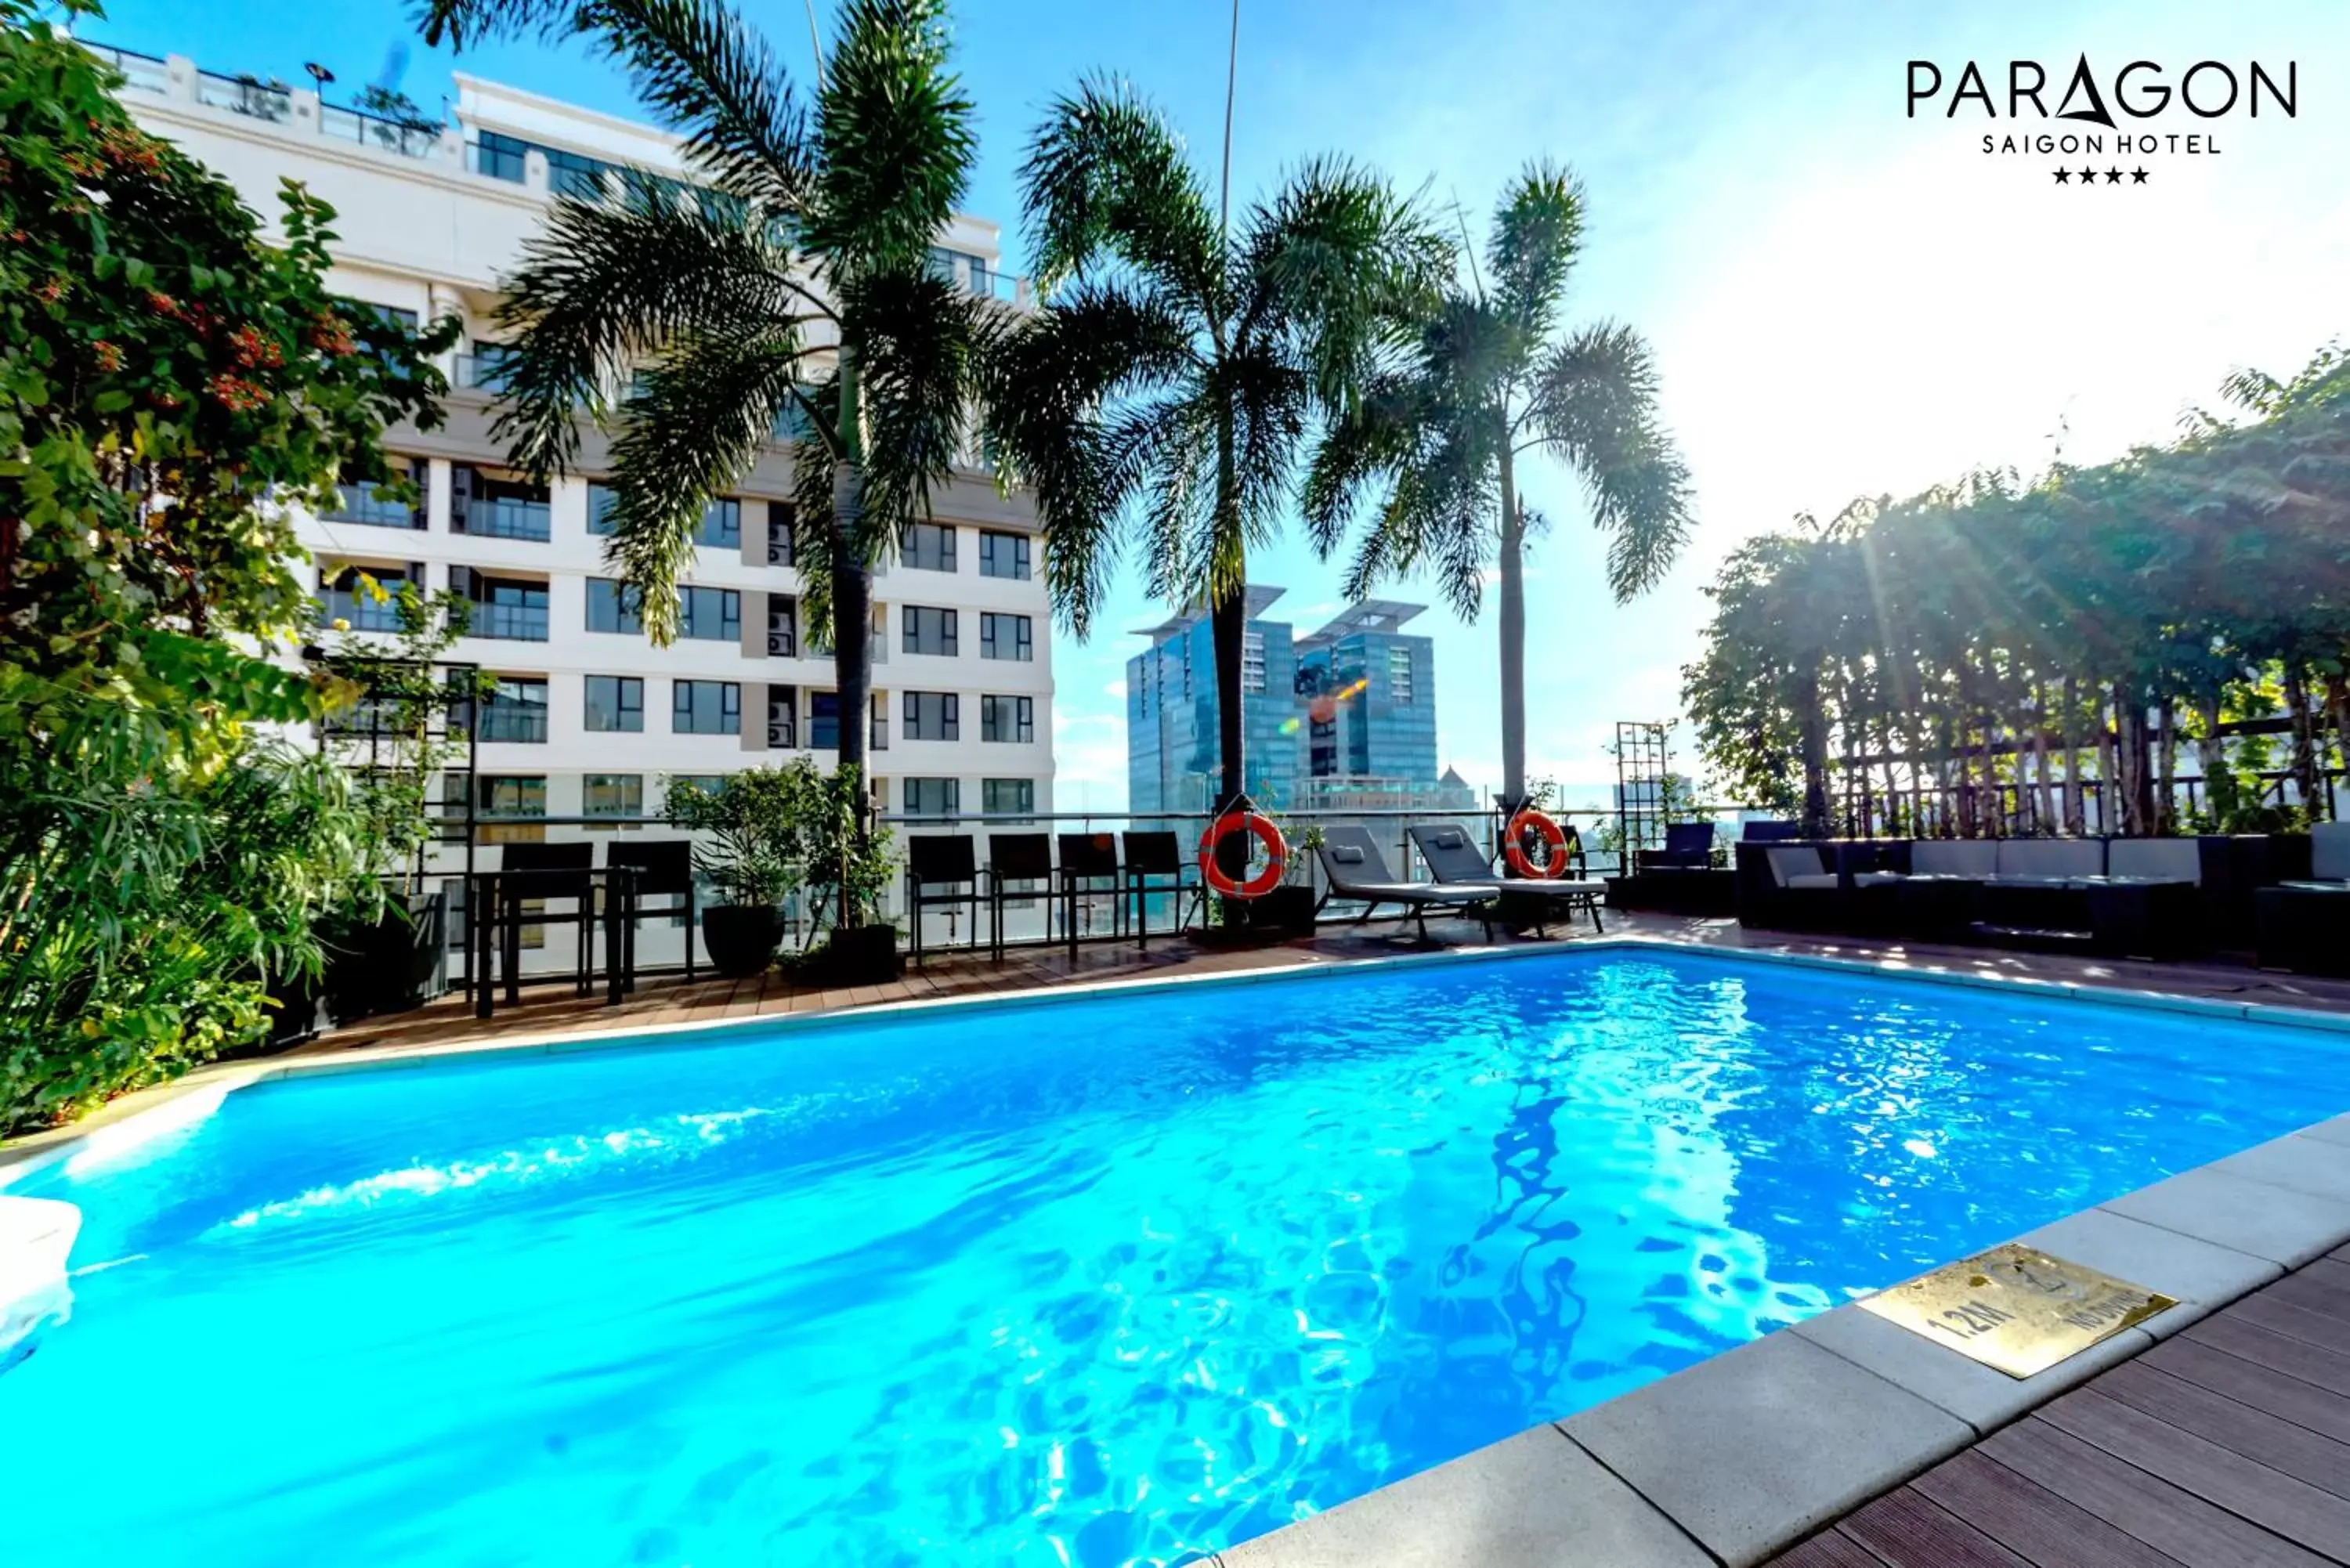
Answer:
[2083,878,2201,961]
[468,865,640,1019]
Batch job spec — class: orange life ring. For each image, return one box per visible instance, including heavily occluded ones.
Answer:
[1198,811,1286,899]
[1504,808,1571,880]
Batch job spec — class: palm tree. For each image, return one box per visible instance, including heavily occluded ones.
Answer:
[421,0,993,830]
[987,79,1441,820]
[1305,164,1694,811]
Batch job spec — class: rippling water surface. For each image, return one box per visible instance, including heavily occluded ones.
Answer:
[8,949,2348,1566]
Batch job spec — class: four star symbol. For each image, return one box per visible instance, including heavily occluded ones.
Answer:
[2052,165,2153,186]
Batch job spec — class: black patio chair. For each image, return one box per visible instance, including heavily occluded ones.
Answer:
[983,833,1054,962]
[606,840,694,985]
[1055,832,1123,958]
[493,841,595,996]
[1636,821,1718,873]
[905,835,982,964]
[1121,830,1206,948]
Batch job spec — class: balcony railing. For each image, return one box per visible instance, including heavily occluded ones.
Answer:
[317,103,440,159]
[324,481,419,530]
[461,498,550,542]
[454,354,519,394]
[478,702,550,743]
[196,69,290,122]
[318,588,404,634]
[81,42,168,96]
[461,602,549,641]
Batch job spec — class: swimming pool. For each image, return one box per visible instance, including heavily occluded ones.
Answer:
[5,945,2346,1566]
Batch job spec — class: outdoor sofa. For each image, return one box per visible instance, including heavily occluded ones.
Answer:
[2256,822,2350,976]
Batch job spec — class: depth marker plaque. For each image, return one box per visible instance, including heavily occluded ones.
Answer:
[1856,1241,2178,1379]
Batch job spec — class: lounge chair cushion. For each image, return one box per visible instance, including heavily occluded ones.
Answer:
[2315,822,2350,882]
[1853,871,1906,888]
[2106,839,2200,884]
[1426,828,1471,852]
[1995,838,2104,881]
[1782,873,1841,891]
[1329,845,1366,865]
[1911,840,1998,878]
[1764,846,1827,887]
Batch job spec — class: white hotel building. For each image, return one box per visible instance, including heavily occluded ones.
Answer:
[96,44,1055,944]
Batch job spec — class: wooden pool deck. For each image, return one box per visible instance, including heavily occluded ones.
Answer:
[1770,1245,2350,1568]
[298,910,2350,1060]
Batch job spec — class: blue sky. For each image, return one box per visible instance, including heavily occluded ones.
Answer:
[100,0,2350,809]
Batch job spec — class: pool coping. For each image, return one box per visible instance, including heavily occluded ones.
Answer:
[7,937,2350,1568]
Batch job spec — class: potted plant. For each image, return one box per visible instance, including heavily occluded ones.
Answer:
[664,767,804,977]
[1256,822,1322,938]
[797,763,902,985]
[314,580,481,1021]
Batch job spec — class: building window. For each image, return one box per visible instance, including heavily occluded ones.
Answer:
[765,687,797,749]
[981,695,1033,744]
[766,504,794,566]
[664,775,726,818]
[871,693,889,751]
[318,564,409,633]
[766,594,796,658]
[903,777,960,817]
[981,778,1035,818]
[979,529,1030,580]
[696,497,741,549]
[1388,645,1415,704]
[459,573,549,641]
[326,458,420,529]
[583,774,642,822]
[542,143,618,201]
[902,690,959,742]
[586,482,620,537]
[479,677,549,743]
[586,577,642,634]
[341,298,420,332]
[901,605,957,656]
[902,521,956,572]
[678,586,741,641]
[808,691,840,750]
[671,680,741,735]
[476,774,547,818]
[979,612,1032,662]
[457,341,521,396]
[584,674,644,733]
[471,129,528,182]
[456,466,548,538]
[1243,630,1267,695]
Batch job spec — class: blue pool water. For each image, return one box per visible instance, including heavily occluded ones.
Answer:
[5,948,2347,1566]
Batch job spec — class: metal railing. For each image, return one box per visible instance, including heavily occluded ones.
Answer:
[318,589,404,634]
[197,69,290,121]
[324,481,420,529]
[412,804,1652,979]
[81,42,169,96]
[459,602,549,641]
[318,102,440,159]
[460,496,551,541]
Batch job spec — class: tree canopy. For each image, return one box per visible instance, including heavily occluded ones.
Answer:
[1683,345,2350,836]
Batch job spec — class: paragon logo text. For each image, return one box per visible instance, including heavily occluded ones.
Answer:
[1907,56,2297,182]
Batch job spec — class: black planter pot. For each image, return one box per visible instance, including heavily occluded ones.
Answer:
[812,922,901,985]
[702,905,783,978]
[1255,885,1319,938]
[323,891,448,1024]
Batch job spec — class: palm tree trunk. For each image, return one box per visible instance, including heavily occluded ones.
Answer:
[1796,670,1830,836]
[831,354,873,915]
[2285,663,2320,815]
[2033,684,2055,833]
[2062,674,2084,835]
[1496,439,1528,810]
[2156,696,2178,834]
[2095,689,2118,834]
[1211,401,1247,813]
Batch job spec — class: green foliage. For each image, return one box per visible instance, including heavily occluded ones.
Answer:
[1681,347,2350,835]
[316,583,491,893]
[426,0,993,818]
[663,764,807,907]
[0,3,449,1131]
[988,78,1441,807]
[797,763,895,934]
[1301,165,1693,801]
